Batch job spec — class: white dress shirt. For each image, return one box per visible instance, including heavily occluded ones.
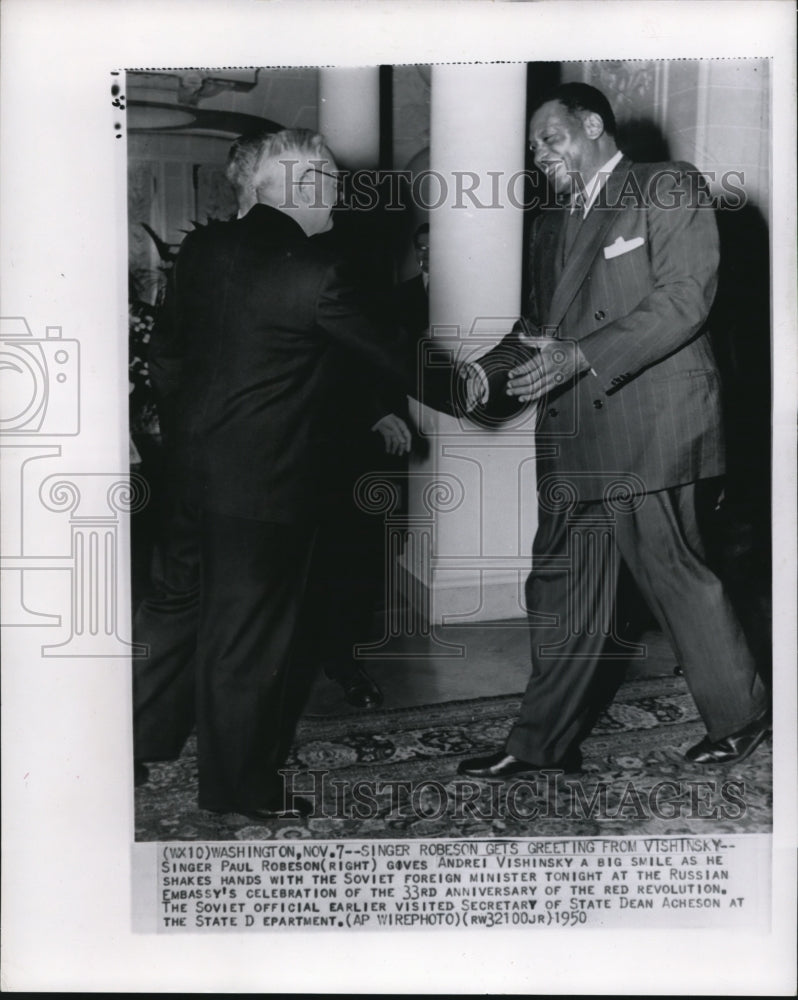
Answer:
[572,149,624,216]
[466,150,624,407]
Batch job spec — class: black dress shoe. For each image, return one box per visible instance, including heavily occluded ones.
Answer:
[213,796,314,822]
[134,761,149,787]
[332,666,383,709]
[457,747,582,778]
[685,711,771,764]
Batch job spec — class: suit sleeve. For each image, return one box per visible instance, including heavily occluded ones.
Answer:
[366,385,407,427]
[577,165,720,393]
[315,260,413,395]
[316,260,459,415]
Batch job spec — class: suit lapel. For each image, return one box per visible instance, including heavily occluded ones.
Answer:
[531,209,565,325]
[545,158,633,330]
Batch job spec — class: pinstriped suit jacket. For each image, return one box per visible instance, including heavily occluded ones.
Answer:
[480,158,724,501]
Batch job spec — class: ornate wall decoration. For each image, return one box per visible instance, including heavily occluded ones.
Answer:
[585,60,661,122]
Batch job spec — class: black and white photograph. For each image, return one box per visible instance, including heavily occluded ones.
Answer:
[1,1,796,994]
[128,59,775,843]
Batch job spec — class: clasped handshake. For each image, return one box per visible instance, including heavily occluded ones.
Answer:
[372,332,589,455]
[461,334,589,412]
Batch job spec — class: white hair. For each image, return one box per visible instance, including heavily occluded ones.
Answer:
[250,129,334,205]
[226,128,335,212]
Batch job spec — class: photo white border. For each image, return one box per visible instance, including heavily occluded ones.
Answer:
[1,0,795,993]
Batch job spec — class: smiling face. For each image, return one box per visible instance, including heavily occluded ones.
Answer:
[528,100,606,198]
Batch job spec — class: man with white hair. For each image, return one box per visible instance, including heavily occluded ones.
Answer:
[228,130,400,709]
[134,129,411,820]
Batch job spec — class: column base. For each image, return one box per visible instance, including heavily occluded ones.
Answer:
[400,555,528,626]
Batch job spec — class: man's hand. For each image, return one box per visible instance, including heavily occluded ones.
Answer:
[459,363,489,412]
[372,413,412,454]
[506,337,589,403]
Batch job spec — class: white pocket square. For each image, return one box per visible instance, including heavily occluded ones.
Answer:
[603,235,645,260]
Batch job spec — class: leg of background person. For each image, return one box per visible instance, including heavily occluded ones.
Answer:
[320,504,385,678]
[287,484,386,714]
[195,511,316,813]
[614,480,769,742]
[505,501,624,765]
[132,496,201,762]
[309,467,386,708]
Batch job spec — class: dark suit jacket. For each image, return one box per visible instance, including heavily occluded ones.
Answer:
[395,273,429,338]
[393,273,430,402]
[150,204,410,523]
[477,159,724,500]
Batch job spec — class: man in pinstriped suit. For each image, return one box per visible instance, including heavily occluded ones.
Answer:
[459,83,770,777]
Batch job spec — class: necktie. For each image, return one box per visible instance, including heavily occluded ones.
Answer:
[561,193,584,264]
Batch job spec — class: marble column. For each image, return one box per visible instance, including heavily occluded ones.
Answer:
[318,68,381,169]
[404,63,536,625]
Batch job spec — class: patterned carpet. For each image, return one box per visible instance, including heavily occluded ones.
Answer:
[135,674,772,842]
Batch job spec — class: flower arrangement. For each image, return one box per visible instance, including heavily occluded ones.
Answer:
[129,297,161,438]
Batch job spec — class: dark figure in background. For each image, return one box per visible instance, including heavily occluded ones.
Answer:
[294,219,414,710]
[458,83,770,780]
[294,339,409,711]
[301,221,441,700]
[394,222,430,354]
[133,129,412,819]
[393,221,450,415]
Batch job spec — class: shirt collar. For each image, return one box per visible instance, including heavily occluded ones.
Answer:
[572,149,624,216]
